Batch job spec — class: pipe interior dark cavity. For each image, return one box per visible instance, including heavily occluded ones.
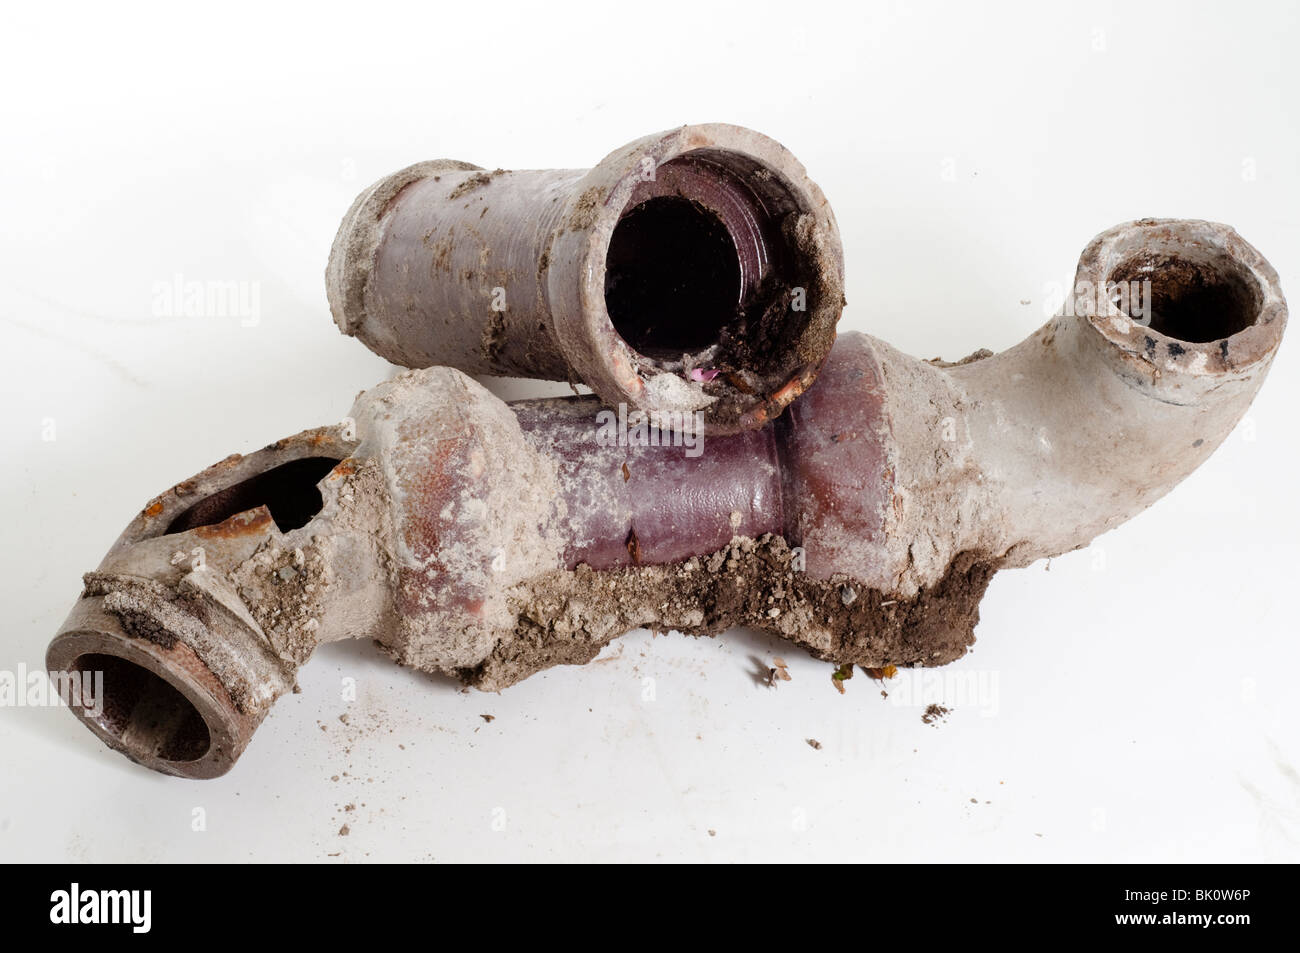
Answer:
[73,653,211,763]
[1110,253,1261,342]
[605,149,808,375]
[604,196,742,357]
[165,456,341,535]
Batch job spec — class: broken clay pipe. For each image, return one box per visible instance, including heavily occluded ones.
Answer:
[326,123,845,435]
[49,219,1284,778]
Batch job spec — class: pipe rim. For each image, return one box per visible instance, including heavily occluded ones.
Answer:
[551,123,845,434]
[1077,218,1286,375]
[46,602,253,779]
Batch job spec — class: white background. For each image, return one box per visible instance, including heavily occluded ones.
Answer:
[1,0,1297,862]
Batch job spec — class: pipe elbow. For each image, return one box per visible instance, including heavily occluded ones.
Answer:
[906,218,1286,573]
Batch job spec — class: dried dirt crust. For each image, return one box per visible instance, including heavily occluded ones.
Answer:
[449,535,996,691]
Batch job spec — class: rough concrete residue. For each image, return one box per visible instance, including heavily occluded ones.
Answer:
[453,534,998,692]
[230,542,329,666]
[83,573,187,649]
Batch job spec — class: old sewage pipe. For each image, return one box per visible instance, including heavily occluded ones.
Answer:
[47,218,1285,777]
[326,124,845,434]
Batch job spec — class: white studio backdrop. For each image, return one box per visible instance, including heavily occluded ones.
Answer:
[0,0,1296,861]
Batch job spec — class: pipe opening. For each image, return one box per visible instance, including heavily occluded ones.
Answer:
[165,456,341,535]
[604,196,742,358]
[1111,253,1261,343]
[600,148,819,390]
[72,653,211,763]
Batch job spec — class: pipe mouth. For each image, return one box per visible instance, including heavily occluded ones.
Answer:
[1108,241,1263,343]
[47,602,254,779]
[554,124,845,434]
[71,653,211,762]
[1078,218,1286,380]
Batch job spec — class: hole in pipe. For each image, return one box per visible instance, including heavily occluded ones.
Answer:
[72,654,211,762]
[165,456,341,535]
[604,196,742,358]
